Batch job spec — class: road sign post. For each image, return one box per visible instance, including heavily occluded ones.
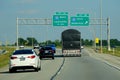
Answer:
[95,38,99,44]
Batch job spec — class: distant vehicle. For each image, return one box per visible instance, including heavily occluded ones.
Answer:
[39,46,54,59]
[61,29,81,57]
[81,46,84,49]
[46,44,56,53]
[33,46,40,54]
[33,46,39,49]
[39,45,45,49]
[9,49,41,73]
[19,46,24,49]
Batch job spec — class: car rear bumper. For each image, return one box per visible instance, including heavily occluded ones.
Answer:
[40,53,54,58]
[9,62,38,69]
[9,66,37,70]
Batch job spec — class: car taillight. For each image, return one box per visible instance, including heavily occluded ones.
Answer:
[40,49,44,52]
[11,56,17,59]
[28,55,35,59]
[50,50,54,53]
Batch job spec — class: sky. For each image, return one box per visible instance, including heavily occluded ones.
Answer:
[0,0,120,45]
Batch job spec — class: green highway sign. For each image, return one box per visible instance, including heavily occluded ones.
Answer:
[70,14,89,26]
[53,12,68,26]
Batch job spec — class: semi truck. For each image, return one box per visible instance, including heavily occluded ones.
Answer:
[61,29,81,57]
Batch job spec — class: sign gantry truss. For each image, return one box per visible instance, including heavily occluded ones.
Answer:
[16,18,110,50]
[18,18,52,25]
[17,18,108,26]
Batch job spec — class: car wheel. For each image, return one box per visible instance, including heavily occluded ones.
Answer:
[34,68,39,72]
[38,67,41,71]
[9,68,15,73]
[52,56,54,59]
[40,56,42,60]
[9,69,13,73]
[79,54,82,57]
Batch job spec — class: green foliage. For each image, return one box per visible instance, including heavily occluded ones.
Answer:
[103,46,120,57]
[0,47,15,68]
[81,39,93,46]
[14,37,120,47]
[15,37,38,46]
[110,39,120,46]
[26,37,38,46]
[39,39,61,47]
[18,37,26,45]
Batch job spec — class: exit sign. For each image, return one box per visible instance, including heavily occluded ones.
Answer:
[70,14,89,26]
[53,12,68,26]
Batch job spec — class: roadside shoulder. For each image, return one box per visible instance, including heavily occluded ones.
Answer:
[87,48,120,70]
[0,65,8,72]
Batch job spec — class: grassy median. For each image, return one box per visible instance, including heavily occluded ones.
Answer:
[0,46,15,68]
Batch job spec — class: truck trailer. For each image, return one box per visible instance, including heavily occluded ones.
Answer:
[61,29,81,57]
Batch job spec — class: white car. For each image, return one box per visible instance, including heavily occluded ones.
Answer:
[81,46,84,49]
[9,49,41,73]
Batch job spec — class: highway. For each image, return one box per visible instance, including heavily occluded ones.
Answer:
[0,49,120,80]
[55,49,120,80]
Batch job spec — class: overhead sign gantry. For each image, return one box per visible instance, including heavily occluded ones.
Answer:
[16,12,110,50]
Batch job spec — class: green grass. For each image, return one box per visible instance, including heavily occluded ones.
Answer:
[103,46,120,57]
[0,46,15,68]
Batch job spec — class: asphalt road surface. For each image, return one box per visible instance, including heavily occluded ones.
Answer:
[54,49,120,80]
[0,49,120,80]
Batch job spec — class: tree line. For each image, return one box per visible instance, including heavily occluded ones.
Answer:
[15,37,61,47]
[15,37,120,47]
[81,39,120,47]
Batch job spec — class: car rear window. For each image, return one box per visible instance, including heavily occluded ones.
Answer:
[47,44,55,47]
[44,47,52,50]
[13,50,33,55]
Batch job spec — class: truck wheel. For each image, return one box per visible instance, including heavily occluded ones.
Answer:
[52,56,54,59]
[40,56,42,60]
[79,54,82,57]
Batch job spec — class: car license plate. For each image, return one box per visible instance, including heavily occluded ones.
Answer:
[20,57,25,61]
[45,50,49,53]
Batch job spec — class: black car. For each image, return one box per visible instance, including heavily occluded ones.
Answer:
[39,46,54,59]
[46,44,56,53]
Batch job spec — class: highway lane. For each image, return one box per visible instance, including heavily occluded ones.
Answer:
[0,49,63,80]
[54,49,120,80]
[0,49,120,80]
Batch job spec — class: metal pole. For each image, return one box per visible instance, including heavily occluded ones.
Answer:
[45,19,48,45]
[100,0,103,53]
[93,13,97,50]
[32,37,33,48]
[16,17,19,50]
[31,30,34,48]
[107,17,111,51]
